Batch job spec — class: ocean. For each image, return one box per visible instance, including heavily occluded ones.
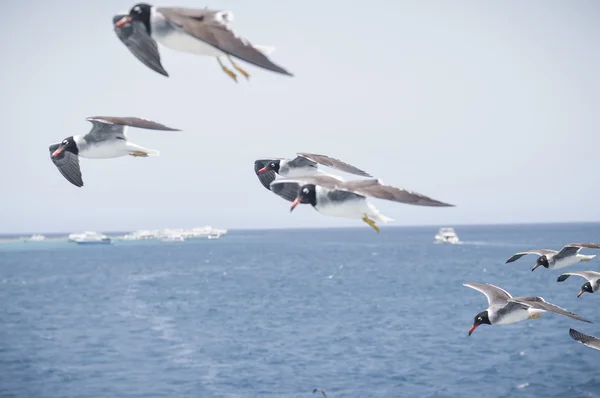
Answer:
[1,224,599,398]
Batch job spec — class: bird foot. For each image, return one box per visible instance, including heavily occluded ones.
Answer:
[528,313,542,319]
[227,55,250,80]
[362,216,380,233]
[129,151,149,157]
[221,66,238,82]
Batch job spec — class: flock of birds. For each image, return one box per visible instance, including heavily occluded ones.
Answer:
[44,3,598,396]
[464,243,600,351]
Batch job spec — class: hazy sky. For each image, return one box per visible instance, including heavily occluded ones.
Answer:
[1,1,599,234]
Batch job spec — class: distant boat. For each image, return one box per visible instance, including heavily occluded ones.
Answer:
[434,227,460,244]
[161,234,185,242]
[24,234,46,242]
[69,231,112,245]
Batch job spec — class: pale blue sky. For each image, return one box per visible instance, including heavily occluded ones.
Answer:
[1,1,599,233]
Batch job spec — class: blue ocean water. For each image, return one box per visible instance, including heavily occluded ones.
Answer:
[1,224,599,398]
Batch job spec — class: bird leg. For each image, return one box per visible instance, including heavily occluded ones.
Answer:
[217,57,237,82]
[227,55,250,80]
[362,215,380,233]
[129,151,149,157]
[528,313,542,319]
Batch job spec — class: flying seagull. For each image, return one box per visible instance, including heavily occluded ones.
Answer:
[269,175,454,232]
[505,243,600,272]
[463,282,591,336]
[113,3,293,81]
[557,271,600,298]
[254,153,372,202]
[49,116,180,187]
[313,388,327,397]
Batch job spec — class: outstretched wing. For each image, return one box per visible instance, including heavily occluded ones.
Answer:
[114,15,168,77]
[463,282,512,307]
[157,7,293,76]
[296,152,372,177]
[509,297,591,323]
[49,143,83,187]
[84,116,180,143]
[569,328,600,350]
[555,243,600,260]
[254,159,298,202]
[557,271,600,283]
[343,180,454,207]
[505,250,557,263]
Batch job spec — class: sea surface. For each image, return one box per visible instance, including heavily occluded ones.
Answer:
[1,224,599,398]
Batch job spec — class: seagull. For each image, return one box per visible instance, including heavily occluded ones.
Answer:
[505,243,600,272]
[463,282,591,336]
[49,116,180,187]
[254,153,372,202]
[269,175,454,232]
[569,328,600,351]
[113,4,293,81]
[313,388,327,397]
[557,271,600,298]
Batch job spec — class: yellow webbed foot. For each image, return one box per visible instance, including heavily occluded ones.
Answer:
[228,55,250,80]
[217,57,238,82]
[129,151,149,157]
[362,216,380,233]
[528,313,542,319]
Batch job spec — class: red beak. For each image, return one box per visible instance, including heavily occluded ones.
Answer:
[290,198,301,212]
[531,263,542,272]
[115,16,132,28]
[468,324,478,336]
[51,147,64,158]
[577,290,585,298]
[256,167,268,174]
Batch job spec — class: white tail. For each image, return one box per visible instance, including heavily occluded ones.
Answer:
[368,203,394,223]
[581,255,596,262]
[253,45,276,55]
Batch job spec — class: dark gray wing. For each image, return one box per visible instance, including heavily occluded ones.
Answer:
[509,297,592,323]
[557,271,600,283]
[157,7,293,76]
[113,15,168,77]
[569,328,600,350]
[269,181,301,203]
[342,180,454,207]
[505,250,558,263]
[84,116,180,142]
[269,175,346,191]
[556,243,600,260]
[463,283,512,306]
[254,160,299,202]
[49,143,83,187]
[295,153,372,177]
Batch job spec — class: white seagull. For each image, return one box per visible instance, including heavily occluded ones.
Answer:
[505,243,600,272]
[269,175,454,232]
[49,116,180,187]
[557,271,600,298]
[463,282,591,336]
[113,3,292,81]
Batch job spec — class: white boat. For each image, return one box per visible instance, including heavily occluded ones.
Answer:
[69,231,112,245]
[434,227,460,244]
[161,234,185,242]
[24,234,46,242]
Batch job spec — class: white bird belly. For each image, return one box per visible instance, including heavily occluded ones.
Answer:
[553,256,580,269]
[79,141,130,159]
[317,197,373,220]
[494,307,532,325]
[151,10,223,56]
[283,168,320,178]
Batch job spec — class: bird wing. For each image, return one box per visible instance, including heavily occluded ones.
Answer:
[463,283,512,307]
[157,7,293,76]
[49,143,83,187]
[569,328,600,350]
[269,175,347,190]
[505,250,558,263]
[295,152,372,177]
[342,180,454,207]
[254,159,298,202]
[557,271,600,283]
[83,116,180,143]
[509,297,591,323]
[113,16,168,77]
[555,243,600,260]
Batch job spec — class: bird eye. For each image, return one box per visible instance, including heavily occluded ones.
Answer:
[302,188,309,194]
[134,6,141,13]
[477,317,482,321]
[63,140,68,144]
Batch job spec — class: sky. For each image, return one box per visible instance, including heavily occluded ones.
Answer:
[1,1,599,234]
